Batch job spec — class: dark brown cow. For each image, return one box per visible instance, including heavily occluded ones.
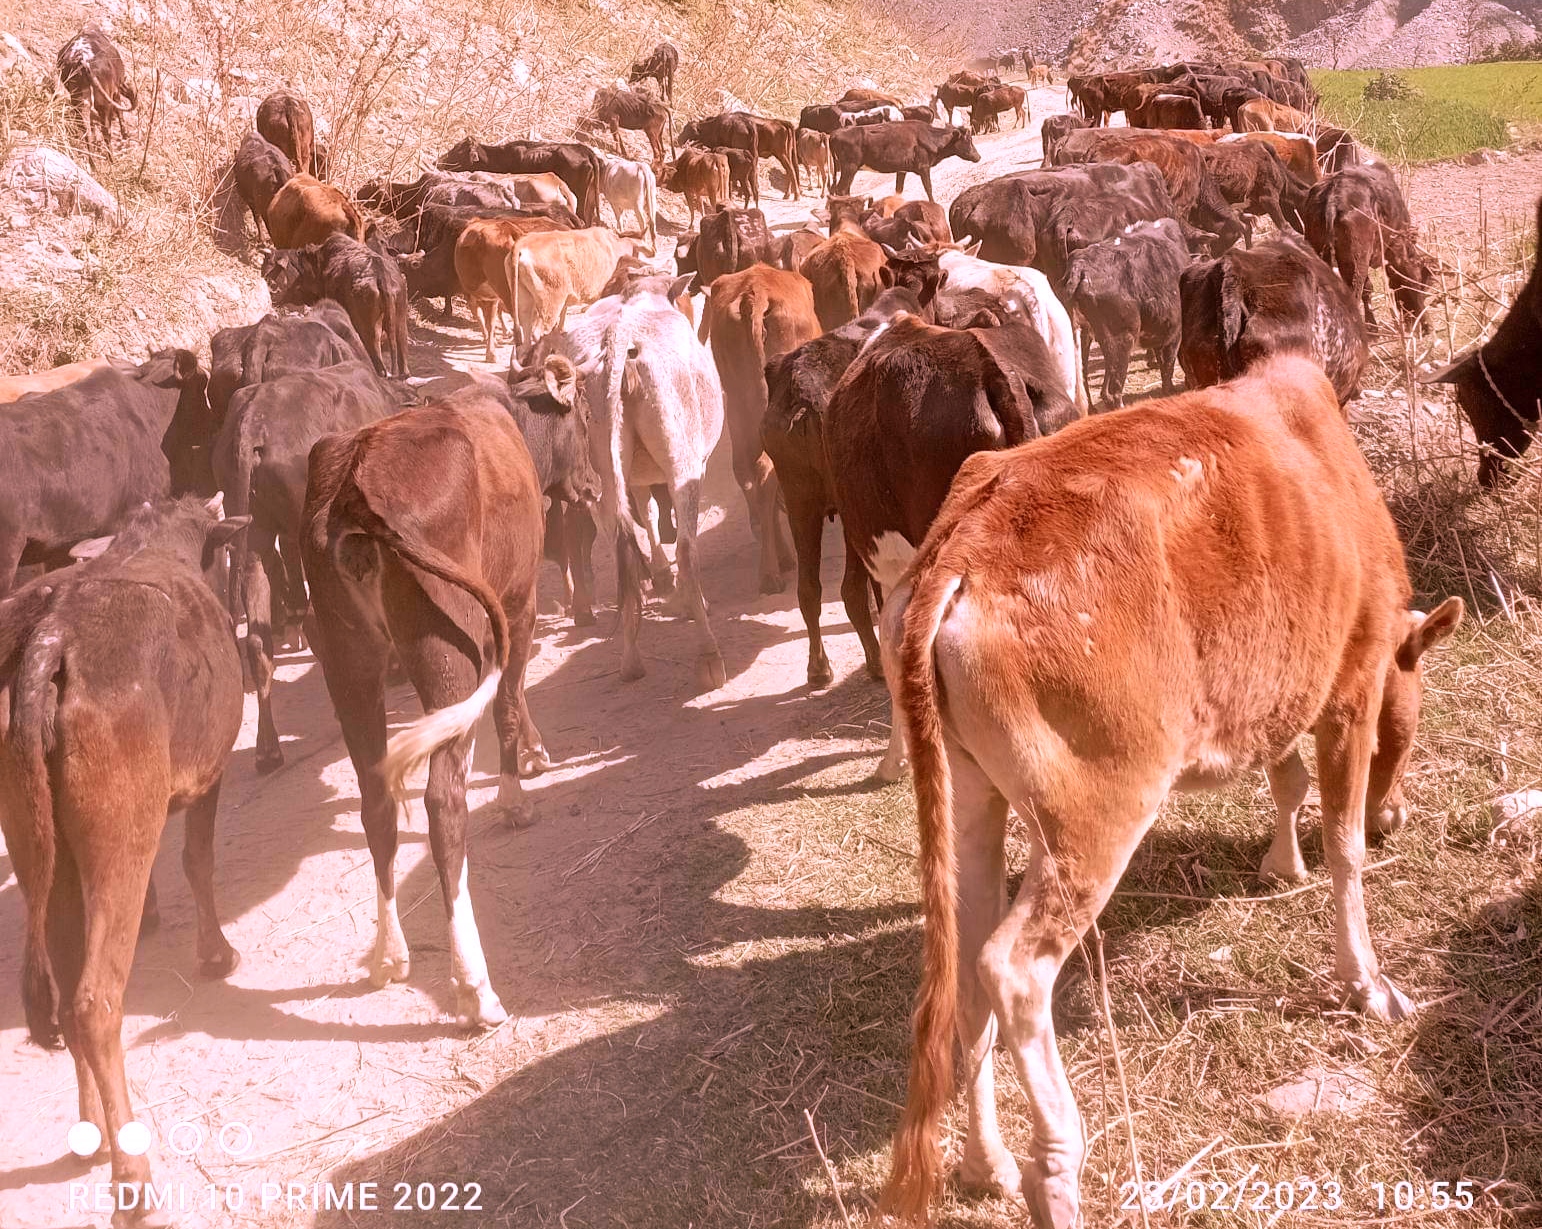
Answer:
[799,227,890,330]
[680,207,777,290]
[679,112,799,200]
[762,288,923,685]
[1179,234,1369,403]
[233,131,295,244]
[301,361,592,1026]
[591,85,673,165]
[629,41,680,103]
[932,71,994,124]
[878,355,1462,1227]
[262,235,411,378]
[1,495,250,1216]
[828,121,981,201]
[1421,195,1542,486]
[1202,139,1312,242]
[266,174,366,249]
[699,265,819,593]
[1302,164,1430,334]
[55,26,137,153]
[437,138,602,225]
[1040,111,1091,162]
[825,311,1075,779]
[256,90,315,176]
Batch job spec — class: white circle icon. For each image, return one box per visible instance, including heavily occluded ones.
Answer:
[117,1121,152,1156]
[67,1122,102,1157]
[218,1122,254,1156]
[166,1121,206,1156]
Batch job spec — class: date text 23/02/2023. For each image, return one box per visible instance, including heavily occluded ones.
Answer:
[1120,1173,1484,1215]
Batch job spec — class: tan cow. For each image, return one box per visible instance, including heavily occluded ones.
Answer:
[697,265,819,593]
[497,171,579,212]
[795,129,830,194]
[0,357,118,403]
[453,215,563,361]
[799,226,890,330]
[878,355,1462,1227]
[1028,63,1051,88]
[265,173,365,249]
[508,227,647,351]
[1237,97,1312,133]
[661,147,729,229]
[1220,130,1320,182]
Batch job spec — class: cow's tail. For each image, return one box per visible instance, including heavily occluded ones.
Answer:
[345,456,511,797]
[584,152,603,225]
[839,257,861,326]
[1,593,68,1050]
[879,563,964,1225]
[601,315,653,565]
[227,409,262,621]
[89,77,134,111]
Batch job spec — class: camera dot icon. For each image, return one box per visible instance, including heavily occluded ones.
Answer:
[66,1122,102,1158]
[118,1121,152,1156]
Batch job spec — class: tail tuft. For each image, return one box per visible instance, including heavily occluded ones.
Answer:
[382,668,503,798]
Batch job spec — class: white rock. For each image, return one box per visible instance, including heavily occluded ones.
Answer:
[1493,789,1542,826]
[1,31,39,84]
[0,146,118,218]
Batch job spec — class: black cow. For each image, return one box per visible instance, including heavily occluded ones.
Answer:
[213,364,406,770]
[678,207,776,290]
[1065,219,1187,406]
[762,290,924,686]
[1421,194,1542,486]
[629,41,680,103]
[233,132,294,244]
[0,495,248,1217]
[1202,140,1312,243]
[678,112,760,164]
[209,301,364,426]
[262,235,410,377]
[1179,234,1369,404]
[828,121,981,201]
[436,138,602,224]
[798,104,845,134]
[55,26,137,153]
[1040,111,1091,162]
[949,162,1177,289]
[0,350,214,595]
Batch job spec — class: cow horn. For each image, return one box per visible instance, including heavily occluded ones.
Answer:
[204,491,226,519]
[69,535,116,562]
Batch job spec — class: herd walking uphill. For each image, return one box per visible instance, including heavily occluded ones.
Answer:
[5,18,1542,1229]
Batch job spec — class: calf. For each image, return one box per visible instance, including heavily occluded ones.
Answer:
[699,266,819,593]
[970,84,1028,133]
[825,312,1075,778]
[263,235,411,377]
[878,356,1463,1228]
[661,147,729,228]
[800,227,890,330]
[523,280,726,687]
[267,174,366,249]
[1180,234,1369,403]
[762,290,923,685]
[629,41,679,103]
[0,350,214,595]
[256,90,315,175]
[437,137,602,224]
[214,363,405,772]
[590,85,673,165]
[302,362,590,1026]
[796,128,831,193]
[1039,111,1091,162]
[1065,219,1186,405]
[829,121,981,201]
[449,215,563,359]
[55,26,136,153]
[233,131,294,243]
[1421,196,1542,485]
[596,152,658,250]
[0,495,250,1220]
[509,227,647,350]
[1302,164,1430,333]
[712,145,759,206]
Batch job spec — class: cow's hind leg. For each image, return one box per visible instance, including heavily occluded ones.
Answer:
[46,844,105,1151]
[616,525,647,682]
[1317,703,1411,1020]
[564,502,598,626]
[244,530,285,772]
[494,582,549,821]
[1259,745,1310,883]
[839,530,882,680]
[183,781,240,976]
[983,793,1159,1229]
[787,493,833,686]
[950,749,1021,1197]
[674,477,726,690]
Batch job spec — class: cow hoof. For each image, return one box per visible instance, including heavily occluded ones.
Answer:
[454,981,508,1030]
[651,571,676,597]
[1024,1164,1080,1229]
[960,1150,1023,1200]
[518,747,552,776]
[874,754,909,784]
[1359,975,1416,1022]
[369,952,411,988]
[496,784,538,828]
[758,573,787,595]
[864,659,885,682]
[697,653,727,691]
[255,747,284,775]
[573,608,597,628]
[200,946,241,979]
[808,661,835,688]
[620,652,646,682]
[1256,853,1309,885]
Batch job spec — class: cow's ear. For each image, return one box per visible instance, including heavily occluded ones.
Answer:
[69,535,116,562]
[175,349,201,383]
[1398,596,1463,667]
[668,273,694,302]
[542,355,579,409]
[1419,353,1476,385]
[878,265,895,288]
[204,491,227,518]
[963,240,982,258]
[208,516,252,550]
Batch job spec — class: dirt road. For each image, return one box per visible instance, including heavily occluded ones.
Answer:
[0,91,1064,1229]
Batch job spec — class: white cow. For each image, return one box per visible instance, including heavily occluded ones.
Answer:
[595,152,658,253]
[934,247,1087,410]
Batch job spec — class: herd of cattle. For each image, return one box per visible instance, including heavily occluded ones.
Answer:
[4,22,1542,1228]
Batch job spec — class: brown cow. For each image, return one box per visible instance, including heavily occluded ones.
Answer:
[698,265,819,593]
[508,226,648,349]
[840,87,906,109]
[0,357,119,403]
[796,128,830,194]
[1,495,250,1215]
[661,147,729,228]
[970,84,1028,133]
[590,85,673,165]
[800,227,890,330]
[55,26,137,154]
[879,355,1462,1226]
[266,174,365,249]
[1302,165,1431,334]
[1220,131,1319,183]
[452,215,563,360]
[256,89,315,176]
[301,363,594,1027]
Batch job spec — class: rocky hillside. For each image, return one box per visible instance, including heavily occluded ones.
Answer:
[0,0,955,372]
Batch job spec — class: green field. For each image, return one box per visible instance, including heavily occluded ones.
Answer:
[1313,62,1542,161]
